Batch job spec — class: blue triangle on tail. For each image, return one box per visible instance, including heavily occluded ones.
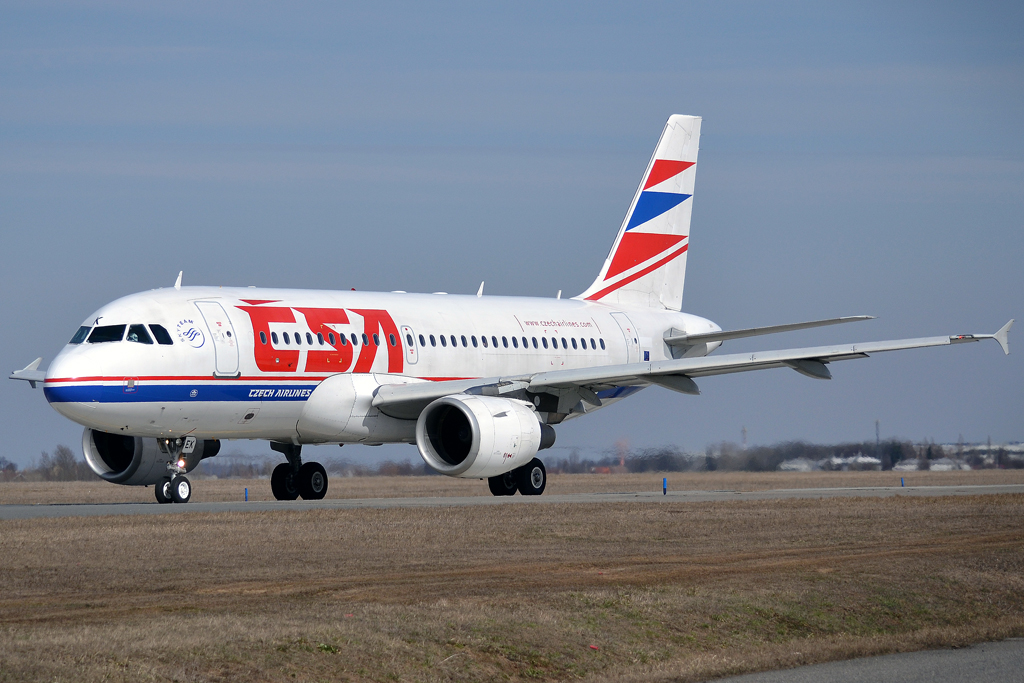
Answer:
[626,191,691,231]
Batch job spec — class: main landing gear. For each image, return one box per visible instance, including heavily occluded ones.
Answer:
[270,442,328,501]
[488,458,546,497]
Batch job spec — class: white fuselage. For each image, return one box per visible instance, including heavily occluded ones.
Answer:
[44,286,720,444]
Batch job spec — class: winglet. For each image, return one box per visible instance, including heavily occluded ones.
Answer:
[994,319,1014,355]
[174,271,182,290]
[10,357,45,388]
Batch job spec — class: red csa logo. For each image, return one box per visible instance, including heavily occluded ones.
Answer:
[237,302,403,374]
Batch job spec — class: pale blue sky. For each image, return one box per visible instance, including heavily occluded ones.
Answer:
[1,1,1021,466]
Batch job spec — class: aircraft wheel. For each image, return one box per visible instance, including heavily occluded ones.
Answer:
[487,471,518,496]
[271,463,300,501]
[298,462,328,500]
[155,477,173,504]
[516,458,546,496]
[170,475,192,504]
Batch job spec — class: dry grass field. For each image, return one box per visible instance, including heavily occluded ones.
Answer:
[1,476,1023,681]
[3,468,1024,505]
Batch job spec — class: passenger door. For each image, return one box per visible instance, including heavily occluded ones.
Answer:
[610,312,641,364]
[195,301,240,377]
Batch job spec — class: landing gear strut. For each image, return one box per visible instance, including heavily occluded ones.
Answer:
[154,438,194,504]
[270,442,328,501]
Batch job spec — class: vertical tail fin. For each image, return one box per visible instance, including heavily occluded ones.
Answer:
[578,115,701,310]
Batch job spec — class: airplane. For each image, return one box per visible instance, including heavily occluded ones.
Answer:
[10,115,1014,505]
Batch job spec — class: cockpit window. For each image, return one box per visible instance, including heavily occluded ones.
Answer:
[127,324,153,344]
[88,325,126,343]
[69,326,90,344]
[149,324,174,345]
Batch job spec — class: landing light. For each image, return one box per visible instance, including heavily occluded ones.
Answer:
[177,459,186,468]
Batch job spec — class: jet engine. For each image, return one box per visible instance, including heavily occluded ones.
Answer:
[82,428,220,486]
[416,394,555,479]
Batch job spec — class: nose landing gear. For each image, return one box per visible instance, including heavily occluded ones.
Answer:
[270,442,328,501]
[154,438,194,504]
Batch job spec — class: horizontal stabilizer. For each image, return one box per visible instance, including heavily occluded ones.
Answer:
[666,316,875,347]
[9,357,45,388]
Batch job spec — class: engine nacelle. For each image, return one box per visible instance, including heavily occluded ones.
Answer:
[82,428,220,486]
[416,394,555,479]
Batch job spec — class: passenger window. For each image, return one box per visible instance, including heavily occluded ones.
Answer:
[373,333,380,346]
[513,337,519,348]
[522,336,528,348]
[295,333,302,346]
[340,334,347,346]
[491,336,498,348]
[127,324,153,344]
[482,336,488,348]
[471,335,478,347]
[461,335,467,347]
[418,334,425,346]
[591,337,596,349]
[329,332,336,345]
[271,331,279,345]
[351,333,359,346]
[149,324,173,345]
[502,336,508,348]
[440,335,447,347]
[88,325,126,343]
[283,332,291,345]
[406,333,414,347]
[600,338,606,350]
[317,332,324,345]
[69,326,91,344]
[542,337,548,349]
[306,332,313,345]
[561,338,568,349]
[260,331,268,345]
[430,334,436,347]
[362,333,369,346]
[450,335,457,347]
[532,337,538,349]
[390,333,397,346]
[571,338,578,349]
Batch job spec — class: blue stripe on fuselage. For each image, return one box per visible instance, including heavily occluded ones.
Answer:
[44,383,319,404]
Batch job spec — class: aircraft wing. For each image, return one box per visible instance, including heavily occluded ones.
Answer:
[373,320,1012,419]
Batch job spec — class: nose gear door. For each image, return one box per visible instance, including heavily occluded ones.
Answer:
[195,301,240,377]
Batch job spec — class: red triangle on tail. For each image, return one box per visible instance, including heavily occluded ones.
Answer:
[606,233,686,279]
[643,160,695,190]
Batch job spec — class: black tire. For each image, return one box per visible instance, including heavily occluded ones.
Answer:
[155,477,173,504]
[515,458,546,496]
[170,475,192,504]
[298,462,328,500]
[488,471,518,496]
[271,463,300,501]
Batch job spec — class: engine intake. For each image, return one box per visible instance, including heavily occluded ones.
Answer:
[82,429,220,486]
[416,394,554,478]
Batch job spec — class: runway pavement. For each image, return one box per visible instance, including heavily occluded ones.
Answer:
[1,483,1022,520]
[713,638,1024,683]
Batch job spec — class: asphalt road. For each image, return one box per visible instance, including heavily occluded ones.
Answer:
[1,484,1022,520]
[713,639,1024,683]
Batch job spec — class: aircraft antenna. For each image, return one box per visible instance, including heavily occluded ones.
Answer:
[174,271,182,290]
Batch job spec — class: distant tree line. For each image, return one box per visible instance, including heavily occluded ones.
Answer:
[2,439,1019,483]
[1,446,96,482]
